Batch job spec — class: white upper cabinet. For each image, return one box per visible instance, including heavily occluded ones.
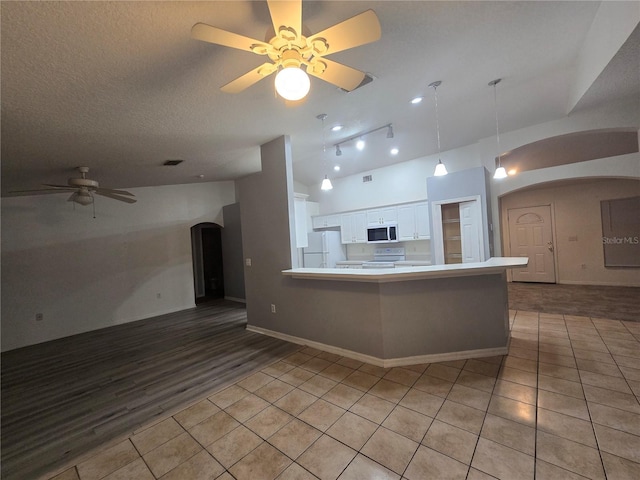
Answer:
[397,202,430,241]
[341,211,367,244]
[367,207,397,225]
[311,214,341,229]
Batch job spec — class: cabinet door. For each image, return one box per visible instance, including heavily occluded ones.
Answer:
[294,197,308,248]
[326,214,341,227]
[353,212,368,243]
[415,202,430,239]
[340,214,354,243]
[367,207,397,224]
[397,204,417,241]
[312,215,326,229]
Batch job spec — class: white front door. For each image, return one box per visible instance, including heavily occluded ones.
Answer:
[508,205,556,283]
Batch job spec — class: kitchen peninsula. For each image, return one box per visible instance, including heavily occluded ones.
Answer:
[250,258,527,367]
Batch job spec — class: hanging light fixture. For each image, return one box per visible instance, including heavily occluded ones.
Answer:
[489,78,508,179]
[335,145,342,156]
[317,114,333,191]
[429,81,448,176]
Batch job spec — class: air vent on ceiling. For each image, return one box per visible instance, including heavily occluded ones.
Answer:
[163,159,184,166]
[340,73,375,93]
[363,175,373,183]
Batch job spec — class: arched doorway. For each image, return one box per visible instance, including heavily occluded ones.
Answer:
[191,223,224,304]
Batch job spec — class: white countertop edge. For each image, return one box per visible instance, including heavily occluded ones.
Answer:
[283,257,528,283]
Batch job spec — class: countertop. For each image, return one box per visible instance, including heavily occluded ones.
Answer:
[283,257,528,283]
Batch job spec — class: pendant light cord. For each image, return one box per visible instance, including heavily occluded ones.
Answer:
[492,81,502,167]
[433,85,442,156]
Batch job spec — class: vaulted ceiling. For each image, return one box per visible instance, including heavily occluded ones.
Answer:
[2,1,638,195]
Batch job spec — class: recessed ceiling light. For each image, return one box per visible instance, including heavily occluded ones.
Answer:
[410,96,424,104]
[390,147,399,155]
[331,125,344,132]
[356,138,365,150]
[334,165,341,171]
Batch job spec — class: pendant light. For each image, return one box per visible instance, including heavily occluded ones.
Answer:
[429,81,448,176]
[317,114,333,191]
[489,79,508,179]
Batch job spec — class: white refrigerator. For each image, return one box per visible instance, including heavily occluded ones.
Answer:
[303,231,346,268]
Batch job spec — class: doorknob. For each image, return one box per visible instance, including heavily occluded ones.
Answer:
[547,242,554,252]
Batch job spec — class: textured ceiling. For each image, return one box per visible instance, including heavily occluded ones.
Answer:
[1,1,638,195]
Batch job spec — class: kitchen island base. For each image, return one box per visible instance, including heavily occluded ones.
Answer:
[247,260,525,365]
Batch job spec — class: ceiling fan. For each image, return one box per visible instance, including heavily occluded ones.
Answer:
[191,0,381,100]
[12,167,137,206]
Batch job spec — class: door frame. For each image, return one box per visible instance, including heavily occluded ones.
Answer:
[504,203,559,283]
[190,222,224,303]
[431,195,483,265]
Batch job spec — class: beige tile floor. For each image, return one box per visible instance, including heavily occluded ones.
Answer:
[49,310,640,480]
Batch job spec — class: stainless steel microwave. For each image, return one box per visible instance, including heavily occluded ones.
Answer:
[367,224,398,243]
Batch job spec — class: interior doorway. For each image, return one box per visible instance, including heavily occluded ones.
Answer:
[191,223,225,304]
[507,205,556,283]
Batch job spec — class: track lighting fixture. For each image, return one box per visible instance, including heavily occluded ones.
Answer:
[333,123,395,156]
[489,79,508,179]
[429,81,448,176]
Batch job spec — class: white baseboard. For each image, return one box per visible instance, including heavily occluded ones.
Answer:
[557,280,640,287]
[246,325,509,368]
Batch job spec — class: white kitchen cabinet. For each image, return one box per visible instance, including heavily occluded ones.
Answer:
[397,202,430,241]
[340,211,367,244]
[312,214,341,229]
[367,207,397,225]
[294,194,308,248]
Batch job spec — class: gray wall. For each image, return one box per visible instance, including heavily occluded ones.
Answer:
[238,136,297,328]
[221,203,245,301]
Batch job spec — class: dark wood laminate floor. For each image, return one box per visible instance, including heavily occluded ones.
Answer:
[508,282,640,322]
[0,300,298,480]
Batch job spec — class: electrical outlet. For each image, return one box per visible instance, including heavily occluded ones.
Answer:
[36,313,43,321]
[581,263,587,269]
[271,304,276,313]
[246,258,252,267]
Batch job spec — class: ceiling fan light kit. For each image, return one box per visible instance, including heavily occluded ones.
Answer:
[191,0,381,101]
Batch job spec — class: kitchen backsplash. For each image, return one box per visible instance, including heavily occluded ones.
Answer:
[346,240,432,261]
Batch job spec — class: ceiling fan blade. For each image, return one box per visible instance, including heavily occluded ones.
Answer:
[307,58,366,92]
[191,23,270,54]
[95,187,135,196]
[94,191,137,204]
[9,187,72,194]
[42,183,75,190]
[221,62,277,93]
[267,0,301,39]
[308,10,381,56]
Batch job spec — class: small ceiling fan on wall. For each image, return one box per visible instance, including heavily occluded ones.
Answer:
[12,166,137,206]
[191,0,381,100]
